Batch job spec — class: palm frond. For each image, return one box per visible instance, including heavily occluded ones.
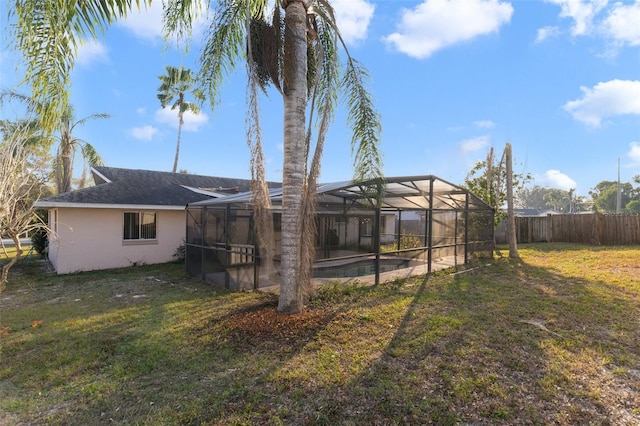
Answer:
[198,0,269,108]
[162,0,206,43]
[342,58,383,182]
[11,0,148,133]
[80,143,104,167]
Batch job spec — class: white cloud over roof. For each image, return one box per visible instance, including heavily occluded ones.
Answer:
[131,125,159,141]
[383,0,513,59]
[461,135,490,154]
[155,107,209,132]
[541,169,577,191]
[563,79,640,127]
[332,0,375,45]
[76,40,109,67]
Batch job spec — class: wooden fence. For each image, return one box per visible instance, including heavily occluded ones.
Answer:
[495,213,640,245]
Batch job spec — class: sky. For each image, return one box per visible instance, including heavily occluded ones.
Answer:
[1,0,639,199]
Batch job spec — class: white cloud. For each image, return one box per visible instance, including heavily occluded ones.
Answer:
[331,0,375,45]
[535,25,561,43]
[603,1,640,46]
[545,0,608,36]
[628,141,640,165]
[136,107,147,115]
[118,0,208,42]
[383,0,513,59]
[118,2,164,40]
[76,40,108,67]
[461,135,490,154]
[541,169,577,191]
[155,107,209,131]
[563,79,640,127]
[131,125,159,141]
[474,120,495,129]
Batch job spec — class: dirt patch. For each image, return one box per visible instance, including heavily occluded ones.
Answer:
[219,301,333,341]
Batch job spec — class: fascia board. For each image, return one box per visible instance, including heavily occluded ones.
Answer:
[33,201,186,211]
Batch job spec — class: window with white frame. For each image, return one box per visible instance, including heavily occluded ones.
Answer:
[123,212,157,240]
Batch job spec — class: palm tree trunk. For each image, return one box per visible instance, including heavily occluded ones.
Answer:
[278,0,308,314]
[59,139,73,193]
[173,113,184,173]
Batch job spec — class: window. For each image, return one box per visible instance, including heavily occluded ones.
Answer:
[359,217,373,237]
[124,212,157,240]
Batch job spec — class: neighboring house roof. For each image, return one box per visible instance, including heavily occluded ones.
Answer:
[511,208,558,217]
[35,166,279,210]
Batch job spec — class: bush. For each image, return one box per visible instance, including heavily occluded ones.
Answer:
[30,227,48,256]
[173,242,185,262]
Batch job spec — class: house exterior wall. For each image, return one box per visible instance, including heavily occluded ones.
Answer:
[47,207,184,274]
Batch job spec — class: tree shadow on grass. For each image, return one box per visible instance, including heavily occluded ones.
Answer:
[299,254,640,425]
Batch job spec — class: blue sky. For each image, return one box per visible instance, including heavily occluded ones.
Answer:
[1,0,639,199]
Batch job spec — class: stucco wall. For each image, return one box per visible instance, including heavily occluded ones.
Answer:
[48,207,185,274]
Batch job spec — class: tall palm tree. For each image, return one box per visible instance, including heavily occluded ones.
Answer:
[55,105,109,193]
[12,0,383,314]
[166,0,383,313]
[157,66,205,173]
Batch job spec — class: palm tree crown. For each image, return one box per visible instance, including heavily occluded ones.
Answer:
[56,105,109,193]
[157,66,205,173]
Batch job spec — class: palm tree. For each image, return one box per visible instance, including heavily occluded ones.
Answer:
[55,105,109,193]
[157,66,205,173]
[12,0,383,314]
[188,0,383,313]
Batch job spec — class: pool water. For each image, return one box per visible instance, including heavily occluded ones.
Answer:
[313,258,423,278]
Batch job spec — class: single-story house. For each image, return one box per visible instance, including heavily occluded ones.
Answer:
[34,166,274,274]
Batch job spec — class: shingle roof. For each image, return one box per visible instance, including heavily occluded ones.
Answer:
[36,166,279,208]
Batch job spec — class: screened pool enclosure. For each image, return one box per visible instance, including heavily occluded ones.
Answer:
[185,176,494,290]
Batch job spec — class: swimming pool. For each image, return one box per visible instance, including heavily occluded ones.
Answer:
[312,258,424,279]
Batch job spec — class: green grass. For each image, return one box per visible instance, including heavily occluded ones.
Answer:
[1,243,639,425]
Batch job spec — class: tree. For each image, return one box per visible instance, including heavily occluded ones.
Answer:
[543,188,569,212]
[167,0,383,313]
[518,185,589,213]
[464,146,531,225]
[55,105,109,193]
[589,181,633,214]
[515,185,549,210]
[0,90,105,193]
[505,143,518,258]
[625,199,640,213]
[157,66,205,173]
[0,123,48,290]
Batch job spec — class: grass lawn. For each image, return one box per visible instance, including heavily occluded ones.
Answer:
[1,244,639,425]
